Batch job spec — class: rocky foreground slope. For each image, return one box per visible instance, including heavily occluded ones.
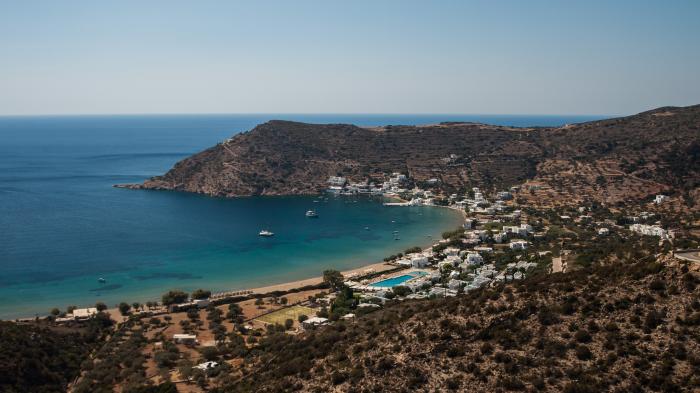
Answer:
[122,105,700,207]
[214,258,700,393]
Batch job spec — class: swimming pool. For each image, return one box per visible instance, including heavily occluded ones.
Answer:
[370,271,428,288]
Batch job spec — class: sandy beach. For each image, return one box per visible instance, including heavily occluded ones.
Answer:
[247,261,398,294]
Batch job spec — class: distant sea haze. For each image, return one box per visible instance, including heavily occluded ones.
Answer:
[0,114,606,319]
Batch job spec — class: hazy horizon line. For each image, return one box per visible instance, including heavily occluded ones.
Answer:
[0,111,618,118]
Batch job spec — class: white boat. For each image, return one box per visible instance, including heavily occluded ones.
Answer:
[98,277,106,284]
[259,230,274,237]
[305,210,319,218]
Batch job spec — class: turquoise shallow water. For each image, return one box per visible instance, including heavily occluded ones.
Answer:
[0,114,603,319]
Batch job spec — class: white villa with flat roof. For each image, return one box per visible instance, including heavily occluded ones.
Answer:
[509,240,529,250]
[72,307,98,319]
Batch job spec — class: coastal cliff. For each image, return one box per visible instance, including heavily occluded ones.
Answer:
[120,105,700,206]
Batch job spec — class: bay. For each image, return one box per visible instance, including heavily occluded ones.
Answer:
[0,113,604,319]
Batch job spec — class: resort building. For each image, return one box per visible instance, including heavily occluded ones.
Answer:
[410,256,430,268]
[72,307,98,320]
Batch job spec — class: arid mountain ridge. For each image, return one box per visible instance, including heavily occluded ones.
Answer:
[123,105,700,207]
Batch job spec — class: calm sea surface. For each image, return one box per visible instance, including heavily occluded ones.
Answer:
[0,114,604,319]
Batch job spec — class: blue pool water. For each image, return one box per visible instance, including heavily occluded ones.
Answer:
[0,114,603,319]
[371,271,428,288]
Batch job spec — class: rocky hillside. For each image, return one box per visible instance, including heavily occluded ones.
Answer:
[122,105,700,206]
[213,258,700,393]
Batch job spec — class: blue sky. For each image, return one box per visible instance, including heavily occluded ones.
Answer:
[1,0,698,115]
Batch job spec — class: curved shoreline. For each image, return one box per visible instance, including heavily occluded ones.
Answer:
[6,202,465,321]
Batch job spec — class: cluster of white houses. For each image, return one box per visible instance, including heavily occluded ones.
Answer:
[327,173,410,195]
[629,223,671,240]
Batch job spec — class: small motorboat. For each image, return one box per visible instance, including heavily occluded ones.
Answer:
[259,230,274,237]
[98,277,106,284]
[305,210,319,218]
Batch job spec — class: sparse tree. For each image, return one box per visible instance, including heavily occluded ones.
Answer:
[323,269,345,291]
[161,290,189,306]
[191,289,211,300]
[118,302,131,316]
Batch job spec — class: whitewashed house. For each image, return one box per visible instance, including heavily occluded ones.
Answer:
[509,240,529,250]
[410,255,430,268]
[465,252,484,265]
[448,279,467,291]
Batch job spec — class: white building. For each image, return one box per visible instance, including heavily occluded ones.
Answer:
[629,224,669,239]
[194,361,219,371]
[493,232,507,243]
[410,255,430,268]
[72,307,98,320]
[302,317,329,329]
[174,334,198,345]
[327,176,347,186]
[654,194,670,204]
[497,191,513,200]
[448,279,467,291]
[444,247,460,257]
[520,223,533,233]
[509,240,529,250]
[598,228,609,236]
[465,252,484,265]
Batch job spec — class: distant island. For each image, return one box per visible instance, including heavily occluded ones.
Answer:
[117,105,699,211]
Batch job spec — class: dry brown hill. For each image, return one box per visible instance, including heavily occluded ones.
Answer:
[213,258,700,393]
[123,105,700,207]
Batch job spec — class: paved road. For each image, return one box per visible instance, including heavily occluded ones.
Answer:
[676,250,700,263]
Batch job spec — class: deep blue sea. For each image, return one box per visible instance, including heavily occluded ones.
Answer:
[0,114,604,319]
